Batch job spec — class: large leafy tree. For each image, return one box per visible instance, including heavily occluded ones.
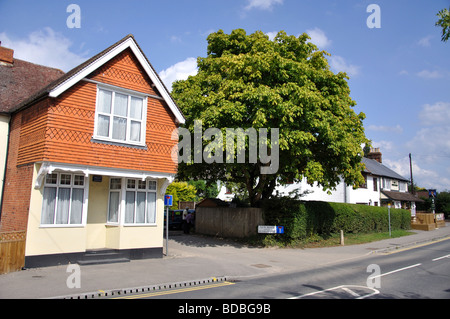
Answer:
[171,29,369,206]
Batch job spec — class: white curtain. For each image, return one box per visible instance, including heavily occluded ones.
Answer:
[130,121,141,142]
[98,89,112,113]
[125,191,135,223]
[114,93,128,117]
[108,192,120,223]
[42,187,57,224]
[136,192,146,223]
[70,188,84,224]
[112,117,127,141]
[56,188,70,224]
[130,97,142,120]
[147,192,156,224]
[97,115,110,137]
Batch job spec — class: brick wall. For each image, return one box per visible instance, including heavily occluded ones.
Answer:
[0,112,34,232]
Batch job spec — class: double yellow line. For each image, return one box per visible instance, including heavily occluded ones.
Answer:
[113,281,235,299]
[381,236,450,255]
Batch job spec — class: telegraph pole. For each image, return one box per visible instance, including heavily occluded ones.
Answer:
[409,153,415,195]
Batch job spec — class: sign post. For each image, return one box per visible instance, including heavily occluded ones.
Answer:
[164,195,173,256]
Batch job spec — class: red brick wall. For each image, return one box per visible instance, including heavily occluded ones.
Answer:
[0,112,34,232]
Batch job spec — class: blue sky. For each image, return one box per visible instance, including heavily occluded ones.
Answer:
[1,0,449,191]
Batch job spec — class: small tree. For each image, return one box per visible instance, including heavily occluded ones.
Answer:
[165,181,197,209]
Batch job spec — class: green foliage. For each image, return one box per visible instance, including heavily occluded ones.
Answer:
[261,198,411,243]
[436,7,450,42]
[172,29,369,206]
[187,180,219,201]
[165,182,197,209]
[436,191,450,218]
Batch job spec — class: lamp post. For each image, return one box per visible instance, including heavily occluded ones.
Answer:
[388,203,391,237]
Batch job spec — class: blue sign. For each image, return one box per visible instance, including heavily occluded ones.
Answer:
[164,195,173,206]
[277,226,284,234]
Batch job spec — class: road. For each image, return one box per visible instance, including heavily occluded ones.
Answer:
[113,238,450,300]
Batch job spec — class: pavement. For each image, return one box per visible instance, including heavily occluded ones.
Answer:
[1,223,449,299]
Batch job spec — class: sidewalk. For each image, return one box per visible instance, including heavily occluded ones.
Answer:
[1,224,449,299]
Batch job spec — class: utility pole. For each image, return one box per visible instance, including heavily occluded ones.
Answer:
[409,153,415,195]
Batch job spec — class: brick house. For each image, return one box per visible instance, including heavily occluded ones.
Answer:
[0,35,185,268]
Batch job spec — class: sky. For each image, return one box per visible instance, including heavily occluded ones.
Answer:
[1,0,449,192]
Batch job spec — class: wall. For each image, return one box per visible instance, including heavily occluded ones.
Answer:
[15,48,178,174]
[0,112,35,232]
[196,207,264,238]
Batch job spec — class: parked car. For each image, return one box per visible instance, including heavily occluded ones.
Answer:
[164,209,195,230]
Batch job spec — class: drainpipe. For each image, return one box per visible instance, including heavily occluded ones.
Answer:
[0,115,11,223]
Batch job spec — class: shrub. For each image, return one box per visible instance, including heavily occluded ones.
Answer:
[261,198,411,242]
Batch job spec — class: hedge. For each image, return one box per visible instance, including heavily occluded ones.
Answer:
[261,198,411,241]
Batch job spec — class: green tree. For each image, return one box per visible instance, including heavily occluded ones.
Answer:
[187,180,219,201]
[172,29,368,206]
[165,181,197,209]
[436,7,450,42]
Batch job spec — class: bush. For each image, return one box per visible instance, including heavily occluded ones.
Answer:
[261,198,411,242]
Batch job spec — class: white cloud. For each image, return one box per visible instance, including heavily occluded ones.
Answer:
[265,31,278,41]
[306,27,332,49]
[328,55,360,77]
[417,35,433,47]
[417,69,443,79]
[244,0,283,11]
[159,57,198,91]
[0,27,88,72]
[419,102,450,126]
[368,124,403,133]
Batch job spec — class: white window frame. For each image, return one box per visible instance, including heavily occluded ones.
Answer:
[382,178,391,190]
[106,177,158,226]
[40,172,88,227]
[93,85,148,147]
[124,178,157,226]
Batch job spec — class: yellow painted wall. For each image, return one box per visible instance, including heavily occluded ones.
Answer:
[25,164,88,256]
[25,166,165,256]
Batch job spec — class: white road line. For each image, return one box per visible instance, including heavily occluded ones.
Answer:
[371,263,422,279]
[432,254,450,262]
[342,287,360,297]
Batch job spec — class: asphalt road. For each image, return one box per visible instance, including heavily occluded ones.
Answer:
[114,238,450,300]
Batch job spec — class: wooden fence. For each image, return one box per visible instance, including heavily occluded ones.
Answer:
[0,231,26,274]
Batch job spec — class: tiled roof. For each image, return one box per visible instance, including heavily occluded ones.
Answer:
[381,190,424,202]
[362,157,409,182]
[0,59,64,113]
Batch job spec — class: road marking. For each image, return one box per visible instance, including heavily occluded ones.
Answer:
[342,287,360,297]
[288,285,379,299]
[370,263,422,279]
[113,281,235,299]
[432,254,450,261]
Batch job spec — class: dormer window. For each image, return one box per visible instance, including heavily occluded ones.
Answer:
[94,86,147,146]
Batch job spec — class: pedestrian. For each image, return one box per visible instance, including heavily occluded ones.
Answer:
[184,212,194,234]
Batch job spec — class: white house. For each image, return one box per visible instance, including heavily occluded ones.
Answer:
[218,149,423,211]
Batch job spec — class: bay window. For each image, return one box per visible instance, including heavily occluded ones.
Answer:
[41,173,87,226]
[107,178,157,225]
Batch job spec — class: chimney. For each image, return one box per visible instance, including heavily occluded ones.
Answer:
[0,42,14,65]
[367,147,382,163]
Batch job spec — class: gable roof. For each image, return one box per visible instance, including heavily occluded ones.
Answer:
[362,157,409,182]
[0,58,64,114]
[8,34,185,124]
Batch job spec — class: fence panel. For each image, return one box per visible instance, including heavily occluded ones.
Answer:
[0,231,26,274]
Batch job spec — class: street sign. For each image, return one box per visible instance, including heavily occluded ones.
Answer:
[164,195,173,206]
[258,225,284,234]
